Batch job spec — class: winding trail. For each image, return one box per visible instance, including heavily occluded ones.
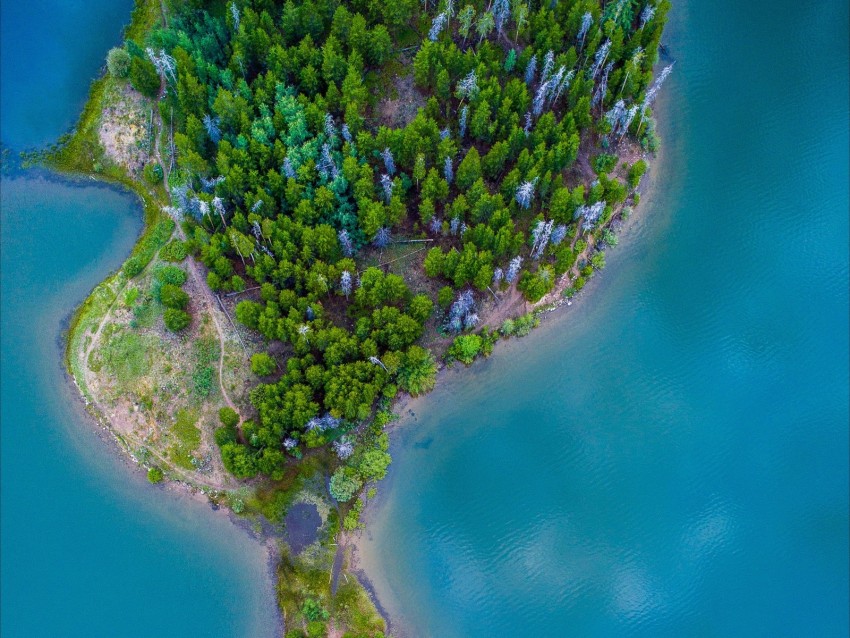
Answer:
[77,104,248,486]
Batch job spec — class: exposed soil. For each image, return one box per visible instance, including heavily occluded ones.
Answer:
[98,84,150,176]
[376,65,427,129]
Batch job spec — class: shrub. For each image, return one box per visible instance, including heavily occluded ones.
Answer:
[159,240,187,262]
[518,265,555,302]
[301,598,329,622]
[163,308,190,332]
[591,252,606,270]
[329,468,362,502]
[356,449,391,482]
[154,265,187,286]
[343,500,363,531]
[306,622,327,638]
[437,286,454,309]
[593,153,618,175]
[514,313,539,337]
[129,56,160,98]
[220,442,258,478]
[106,47,131,77]
[214,426,237,447]
[160,283,189,309]
[397,345,437,396]
[124,256,145,278]
[449,334,483,365]
[628,159,648,189]
[147,467,164,483]
[251,353,276,376]
[219,407,239,428]
[143,162,164,184]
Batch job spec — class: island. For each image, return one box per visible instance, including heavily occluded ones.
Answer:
[45,0,671,634]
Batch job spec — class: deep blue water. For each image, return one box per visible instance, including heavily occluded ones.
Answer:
[0,3,275,637]
[361,0,850,635]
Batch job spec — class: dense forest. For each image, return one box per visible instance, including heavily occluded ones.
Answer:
[109,0,670,497]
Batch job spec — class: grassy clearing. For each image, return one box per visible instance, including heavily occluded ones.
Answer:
[101,331,153,381]
[168,407,201,469]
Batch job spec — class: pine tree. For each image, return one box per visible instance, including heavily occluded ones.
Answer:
[380,173,394,202]
[443,156,454,184]
[429,12,448,41]
[382,147,396,175]
[338,229,355,256]
[577,11,593,48]
[340,271,353,297]
[373,227,391,248]
[459,5,476,43]
[202,114,221,144]
[525,54,538,86]
[515,179,537,208]
[506,255,523,283]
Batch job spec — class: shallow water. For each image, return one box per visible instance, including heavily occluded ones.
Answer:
[0,3,277,636]
[361,0,849,635]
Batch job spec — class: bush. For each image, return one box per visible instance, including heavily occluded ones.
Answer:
[628,159,648,189]
[329,468,362,502]
[343,500,363,531]
[449,334,483,365]
[219,407,239,428]
[153,265,187,286]
[106,47,131,77]
[301,599,329,622]
[129,56,160,98]
[251,353,276,376]
[220,442,258,478]
[305,622,326,638]
[437,286,454,309]
[518,265,555,302]
[160,283,189,309]
[513,313,539,337]
[147,467,164,483]
[397,345,437,396]
[163,308,190,332]
[214,425,237,447]
[593,153,618,175]
[159,240,187,262]
[124,256,145,278]
[143,162,164,184]
[591,252,606,270]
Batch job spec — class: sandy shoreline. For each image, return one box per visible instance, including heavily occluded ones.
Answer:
[347,79,676,633]
[59,304,286,637]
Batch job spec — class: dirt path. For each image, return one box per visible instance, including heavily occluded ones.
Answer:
[78,316,231,491]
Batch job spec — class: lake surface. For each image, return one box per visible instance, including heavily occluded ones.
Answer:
[360,0,850,635]
[0,3,276,637]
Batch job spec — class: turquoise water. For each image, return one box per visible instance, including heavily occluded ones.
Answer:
[361,0,849,635]
[0,3,276,637]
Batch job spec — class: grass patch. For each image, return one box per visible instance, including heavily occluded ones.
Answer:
[131,292,160,328]
[192,336,219,398]
[173,408,201,447]
[168,407,201,469]
[192,366,215,397]
[101,331,152,381]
